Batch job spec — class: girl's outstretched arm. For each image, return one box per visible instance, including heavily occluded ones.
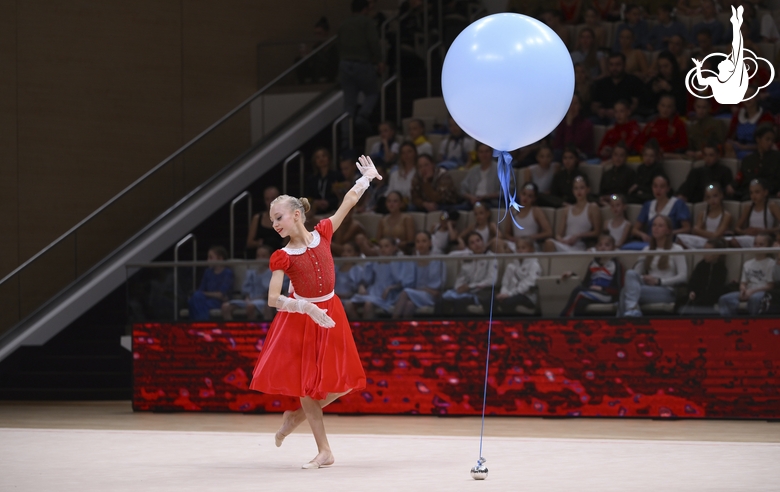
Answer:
[331,155,382,232]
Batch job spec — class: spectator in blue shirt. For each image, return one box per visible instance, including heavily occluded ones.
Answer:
[188,246,234,321]
[647,4,689,50]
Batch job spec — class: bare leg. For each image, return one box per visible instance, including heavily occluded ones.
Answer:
[299,396,334,468]
[221,302,233,321]
[275,391,350,447]
[363,302,375,319]
[542,239,556,252]
[392,291,409,319]
[343,301,358,319]
[402,299,417,318]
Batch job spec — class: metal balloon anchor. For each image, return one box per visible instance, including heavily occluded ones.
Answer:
[470,456,488,480]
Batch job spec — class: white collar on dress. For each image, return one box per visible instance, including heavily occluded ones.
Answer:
[282,230,321,255]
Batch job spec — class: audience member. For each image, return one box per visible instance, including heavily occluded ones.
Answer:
[188,246,234,321]
[338,0,383,139]
[524,145,561,207]
[678,142,733,202]
[617,28,650,81]
[729,125,780,200]
[725,87,773,159]
[296,16,339,84]
[691,0,726,45]
[719,232,776,316]
[441,232,498,315]
[692,28,717,61]
[618,215,687,316]
[590,0,620,20]
[438,117,475,170]
[247,186,283,253]
[543,176,601,251]
[590,53,645,122]
[345,237,415,319]
[570,28,606,79]
[686,101,727,159]
[369,120,400,166]
[677,183,732,249]
[635,94,688,156]
[541,9,572,49]
[392,231,445,318]
[430,210,459,254]
[665,34,691,73]
[331,207,365,257]
[680,238,728,315]
[460,143,500,208]
[599,143,636,204]
[304,147,342,215]
[648,4,689,51]
[359,163,389,213]
[730,179,780,248]
[495,237,541,315]
[628,142,664,204]
[334,241,365,301]
[333,150,361,201]
[644,51,687,115]
[550,146,585,206]
[552,94,594,158]
[631,174,692,246]
[376,190,416,248]
[605,194,632,247]
[457,201,497,248]
[598,100,641,159]
[559,0,584,24]
[502,183,554,250]
[574,63,594,117]
[760,236,780,314]
[411,154,460,212]
[408,118,433,156]
[560,234,624,316]
[387,142,418,201]
[222,245,273,321]
[583,7,608,47]
[612,4,650,51]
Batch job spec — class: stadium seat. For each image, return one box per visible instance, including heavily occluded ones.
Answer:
[662,159,693,192]
[412,97,449,126]
[353,213,382,239]
[579,164,603,195]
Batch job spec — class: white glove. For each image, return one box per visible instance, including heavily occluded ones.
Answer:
[276,295,335,328]
[356,155,381,180]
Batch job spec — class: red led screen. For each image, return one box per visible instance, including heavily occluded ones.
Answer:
[133,318,780,418]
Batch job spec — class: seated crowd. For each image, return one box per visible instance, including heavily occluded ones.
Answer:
[185,2,780,321]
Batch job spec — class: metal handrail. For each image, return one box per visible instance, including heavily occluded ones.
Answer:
[282,151,305,195]
[0,35,339,287]
[331,112,353,158]
[426,41,442,97]
[229,192,252,259]
[380,74,398,123]
[126,246,780,268]
[173,234,197,321]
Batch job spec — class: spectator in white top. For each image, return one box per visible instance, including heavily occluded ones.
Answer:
[437,117,475,170]
[441,232,498,315]
[618,215,688,317]
[719,232,776,316]
[459,143,500,208]
[386,142,417,201]
[496,237,541,315]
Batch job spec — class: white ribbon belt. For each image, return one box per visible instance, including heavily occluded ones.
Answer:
[293,291,334,303]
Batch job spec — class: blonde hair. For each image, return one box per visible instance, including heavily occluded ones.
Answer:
[270,194,311,215]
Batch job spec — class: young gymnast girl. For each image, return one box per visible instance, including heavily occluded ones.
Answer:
[250,155,381,469]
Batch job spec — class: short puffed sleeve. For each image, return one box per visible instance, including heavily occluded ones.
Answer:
[315,218,333,241]
[269,249,290,272]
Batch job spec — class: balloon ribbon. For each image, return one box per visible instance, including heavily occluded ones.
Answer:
[494,150,523,229]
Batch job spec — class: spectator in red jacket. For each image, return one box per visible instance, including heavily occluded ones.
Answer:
[635,94,688,157]
[598,99,641,159]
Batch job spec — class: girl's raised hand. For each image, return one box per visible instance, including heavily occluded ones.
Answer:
[356,155,382,181]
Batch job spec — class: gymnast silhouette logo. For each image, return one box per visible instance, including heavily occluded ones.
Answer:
[685,5,774,104]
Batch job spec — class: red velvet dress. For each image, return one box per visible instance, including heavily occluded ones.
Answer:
[250,219,366,400]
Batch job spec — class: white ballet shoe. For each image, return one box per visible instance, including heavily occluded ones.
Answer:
[301,459,333,469]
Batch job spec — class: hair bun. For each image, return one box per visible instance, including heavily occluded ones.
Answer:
[299,197,311,213]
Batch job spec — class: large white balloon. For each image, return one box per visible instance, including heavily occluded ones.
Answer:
[442,13,575,151]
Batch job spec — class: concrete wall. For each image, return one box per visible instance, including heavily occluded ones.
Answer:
[0,0,353,279]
